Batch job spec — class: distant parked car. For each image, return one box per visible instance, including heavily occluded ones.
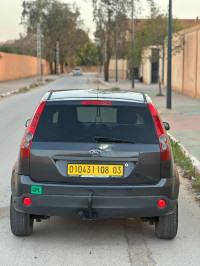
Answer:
[73,67,83,76]
[10,90,179,239]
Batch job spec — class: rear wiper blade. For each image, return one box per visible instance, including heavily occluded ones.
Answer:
[94,136,135,144]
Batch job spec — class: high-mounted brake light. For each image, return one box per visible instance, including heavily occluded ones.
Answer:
[148,103,171,161]
[20,100,46,158]
[81,101,112,105]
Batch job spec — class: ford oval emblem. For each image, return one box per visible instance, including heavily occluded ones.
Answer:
[89,149,101,156]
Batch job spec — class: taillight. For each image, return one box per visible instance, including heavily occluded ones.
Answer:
[20,100,46,158]
[81,101,112,105]
[148,103,171,161]
[23,197,32,206]
[157,199,166,208]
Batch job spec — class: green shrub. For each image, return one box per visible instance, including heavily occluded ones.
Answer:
[169,136,200,193]
[110,87,120,91]
[19,87,29,93]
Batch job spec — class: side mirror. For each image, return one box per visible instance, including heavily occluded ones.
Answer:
[163,122,170,131]
[25,119,30,127]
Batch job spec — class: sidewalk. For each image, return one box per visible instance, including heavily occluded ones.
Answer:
[0,74,59,97]
[99,78,200,171]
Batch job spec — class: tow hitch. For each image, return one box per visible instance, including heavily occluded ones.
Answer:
[77,191,97,220]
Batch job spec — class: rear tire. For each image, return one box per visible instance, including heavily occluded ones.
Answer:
[10,196,33,236]
[155,203,178,239]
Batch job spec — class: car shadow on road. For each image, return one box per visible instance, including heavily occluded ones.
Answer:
[32,216,156,241]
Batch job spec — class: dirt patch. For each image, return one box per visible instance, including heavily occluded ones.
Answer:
[177,166,200,208]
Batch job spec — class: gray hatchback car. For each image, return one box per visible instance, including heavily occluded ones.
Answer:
[10,89,179,239]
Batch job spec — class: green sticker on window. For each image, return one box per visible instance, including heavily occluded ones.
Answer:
[31,186,43,195]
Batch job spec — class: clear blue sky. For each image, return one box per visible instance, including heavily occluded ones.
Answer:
[0,0,199,42]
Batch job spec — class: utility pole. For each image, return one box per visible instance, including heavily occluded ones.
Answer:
[95,37,102,74]
[100,47,103,74]
[167,0,172,109]
[37,24,42,81]
[56,41,59,75]
[131,0,134,88]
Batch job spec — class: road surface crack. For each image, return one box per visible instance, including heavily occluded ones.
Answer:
[123,218,156,266]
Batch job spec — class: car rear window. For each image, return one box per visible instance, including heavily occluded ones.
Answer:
[33,103,158,144]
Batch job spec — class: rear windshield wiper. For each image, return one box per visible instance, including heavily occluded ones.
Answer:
[94,136,135,144]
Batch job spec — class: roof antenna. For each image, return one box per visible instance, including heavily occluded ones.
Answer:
[97,84,99,98]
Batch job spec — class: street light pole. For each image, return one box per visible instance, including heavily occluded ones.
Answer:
[115,12,118,82]
[167,0,172,109]
[131,0,134,88]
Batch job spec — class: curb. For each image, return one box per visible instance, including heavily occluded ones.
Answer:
[168,133,200,175]
[97,78,136,92]
[0,74,62,99]
[98,79,113,87]
[0,89,19,98]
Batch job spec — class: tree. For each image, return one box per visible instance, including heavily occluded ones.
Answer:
[21,0,89,73]
[13,33,37,56]
[75,42,100,66]
[0,37,37,56]
[92,0,133,81]
[0,43,16,53]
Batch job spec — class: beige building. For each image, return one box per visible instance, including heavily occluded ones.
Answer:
[109,59,128,80]
[164,24,200,98]
[108,18,200,84]
[141,46,163,84]
[142,23,200,98]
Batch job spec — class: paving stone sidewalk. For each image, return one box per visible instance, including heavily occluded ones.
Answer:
[0,74,60,96]
[99,78,200,169]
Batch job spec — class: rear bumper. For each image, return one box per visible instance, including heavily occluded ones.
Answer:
[12,175,179,219]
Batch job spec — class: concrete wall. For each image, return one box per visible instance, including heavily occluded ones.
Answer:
[0,52,51,81]
[143,24,200,98]
[197,30,200,98]
[109,59,128,80]
[165,24,200,98]
[171,35,184,93]
[0,52,102,82]
[183,31,197,97]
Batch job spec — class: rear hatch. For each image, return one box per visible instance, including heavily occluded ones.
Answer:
[30,99,161,185]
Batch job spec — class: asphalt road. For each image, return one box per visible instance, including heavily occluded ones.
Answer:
[0,74,200,266]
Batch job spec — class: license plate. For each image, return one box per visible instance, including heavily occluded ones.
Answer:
[67,164,123,177]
